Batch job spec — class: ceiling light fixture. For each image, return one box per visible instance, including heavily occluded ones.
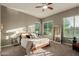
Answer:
[43,5,48,9]
[35,3,53,12]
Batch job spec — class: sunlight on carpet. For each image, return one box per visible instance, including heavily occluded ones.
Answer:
[30,48,54,56]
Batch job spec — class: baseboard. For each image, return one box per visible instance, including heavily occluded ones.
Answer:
[1,44,13,48]
[53,41,61,44]
[63,43,72,46]
[1,43,19,48]
[52,41,72,47]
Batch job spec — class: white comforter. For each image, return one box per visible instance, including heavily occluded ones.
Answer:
[21,38,50,49]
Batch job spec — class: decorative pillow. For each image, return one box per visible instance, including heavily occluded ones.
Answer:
[31,33,38,38]
[26,35,30,39]
[21,32,30,38]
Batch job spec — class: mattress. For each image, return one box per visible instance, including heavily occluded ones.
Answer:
[21,38,50,50]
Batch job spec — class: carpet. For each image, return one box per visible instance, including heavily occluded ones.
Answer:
[30,48,54,56]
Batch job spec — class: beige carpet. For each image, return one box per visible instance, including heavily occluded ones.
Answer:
[1,41,79,56]
[30,48,54,56]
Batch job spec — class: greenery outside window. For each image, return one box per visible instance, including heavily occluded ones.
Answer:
[35,23,40,34]
[74,16,79,38]
[63,16,74,38]
[44,21,53,36]
[28,23,40,34]
[63,15,79,39]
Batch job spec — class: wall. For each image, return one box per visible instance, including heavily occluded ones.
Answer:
[43,6,79,25]
[42,6,79,43]
[0,4,1,52]
[1,5,40,46]
[1,5,79,46]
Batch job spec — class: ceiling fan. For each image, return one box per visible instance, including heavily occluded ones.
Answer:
[35,3,53,12]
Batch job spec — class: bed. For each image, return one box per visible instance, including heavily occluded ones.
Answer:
[21,37,50,51]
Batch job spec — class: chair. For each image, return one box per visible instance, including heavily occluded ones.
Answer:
[73,43,79,51]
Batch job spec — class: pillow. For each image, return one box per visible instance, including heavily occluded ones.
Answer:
[26,35,30,39]
[21,32,30,38]
[31,33,38,38]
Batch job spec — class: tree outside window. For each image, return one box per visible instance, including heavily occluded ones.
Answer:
[35,23,40,34]
[63,15,79,39]
[44,21,53,36]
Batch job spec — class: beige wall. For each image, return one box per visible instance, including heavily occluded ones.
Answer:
[43,6,79,25]
[42,6,79,43]
[1,5,40,46]
[0,5,1,48]
[1,5,79,46]
[1,6,40,31]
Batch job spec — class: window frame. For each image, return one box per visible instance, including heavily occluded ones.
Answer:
[43,20,53,36]
[63,15,79,39]
[34,22,41,34]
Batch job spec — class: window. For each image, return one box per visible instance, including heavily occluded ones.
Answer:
[75,16,79,38]
[35,23,40,34]
[63,15,79,38]
[28,25,35,33]
[63,16,74,38]
[28,22,40,34]
[44,21,53,36]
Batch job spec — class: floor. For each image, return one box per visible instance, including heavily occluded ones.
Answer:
[1,46,26,56]
[0,47,1,56]
[1,42,79,56]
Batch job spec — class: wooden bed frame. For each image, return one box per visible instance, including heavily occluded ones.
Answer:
[31,43,50,52]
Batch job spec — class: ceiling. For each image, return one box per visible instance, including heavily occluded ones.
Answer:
[1,3,79,18]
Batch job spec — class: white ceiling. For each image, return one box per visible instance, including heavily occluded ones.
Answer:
[1,3,79,18]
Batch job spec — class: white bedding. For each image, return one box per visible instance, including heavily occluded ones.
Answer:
[21,38,50,49]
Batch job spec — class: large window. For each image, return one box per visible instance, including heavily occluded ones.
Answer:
[63,16,74,38]
[35,23,40,34]
[44,21,53,36]
[74,16,79,38]
[63,15,79,38]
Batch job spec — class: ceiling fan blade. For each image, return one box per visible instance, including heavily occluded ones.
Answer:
[48,7,53,10]
[48,3,53,5]
[35,6,43,8]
